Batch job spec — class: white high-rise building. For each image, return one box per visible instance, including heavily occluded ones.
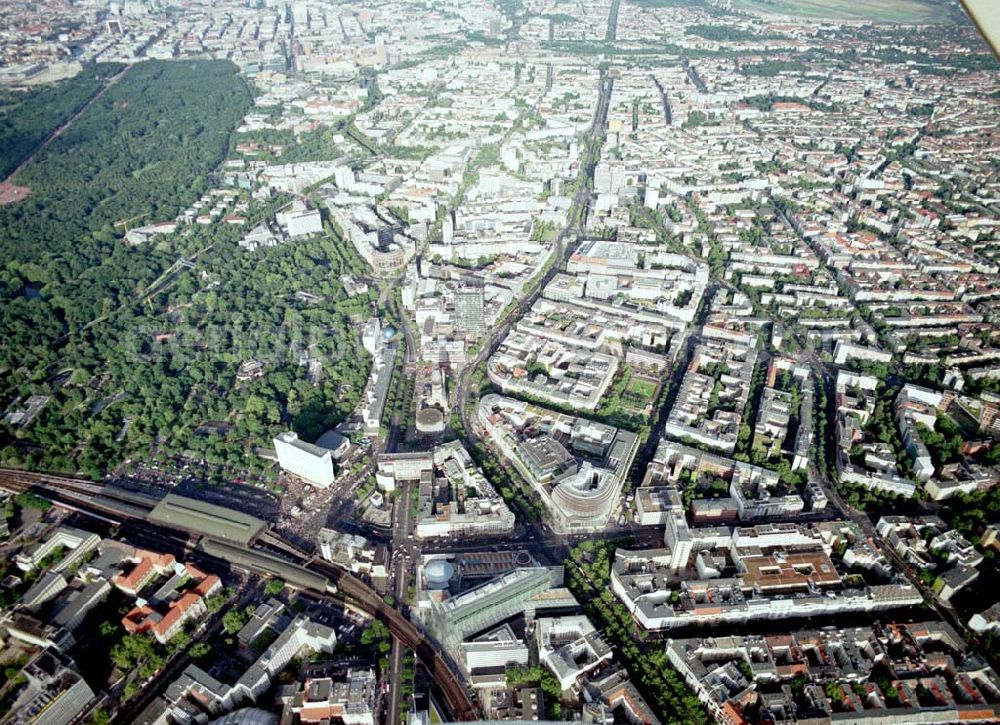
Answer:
[594,162,624,195]
[443,210,454,245]
[645,181,659,209]
[361,318,383,356]
[501,145,520,173]
[665,511,692,571]
[594,162,612,194]
[292,1,309,26]
[454,286,485,337]
[274,432,335,487]
[285,208,323,237]
[334,165,355,192]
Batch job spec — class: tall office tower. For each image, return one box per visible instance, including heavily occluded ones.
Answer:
[454,286,485,337]
[292,1,309,27]
[644,180,660,209]
[664,510,692,572]
[274,431,335,487]
[334,165,355,191]
[442,209,454,245]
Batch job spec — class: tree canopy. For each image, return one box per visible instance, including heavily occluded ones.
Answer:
[0,60,372,479]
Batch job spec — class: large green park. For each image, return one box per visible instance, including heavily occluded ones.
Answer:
[0,60,373,479]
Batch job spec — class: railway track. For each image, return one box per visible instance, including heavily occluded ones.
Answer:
[256,530,315,560]
[0,467,480,720]
[0,468,154,522]
[309,559,479,721]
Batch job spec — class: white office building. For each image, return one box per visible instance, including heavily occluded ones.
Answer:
[285,208,323,237]
[274,432,335,488]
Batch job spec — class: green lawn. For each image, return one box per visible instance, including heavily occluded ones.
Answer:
[732,0,958,24]
[595,367,661,431]
[624,376,658,404]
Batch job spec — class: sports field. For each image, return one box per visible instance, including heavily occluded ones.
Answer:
[732,0,960,24]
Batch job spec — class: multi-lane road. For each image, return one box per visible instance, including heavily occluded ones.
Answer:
[340,67,616,725]
[454,70,614,443]
[385,477,419,725]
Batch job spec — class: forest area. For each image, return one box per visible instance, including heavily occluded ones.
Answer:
[0,60,253,374]
[0,60,375,479]
[0,62,124,179]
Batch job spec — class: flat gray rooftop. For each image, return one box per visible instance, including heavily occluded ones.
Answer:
[148,493,266,545]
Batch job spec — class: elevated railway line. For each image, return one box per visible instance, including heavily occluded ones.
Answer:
[0,468,154,522]
[309,559,479,720]
[0,467,479,721]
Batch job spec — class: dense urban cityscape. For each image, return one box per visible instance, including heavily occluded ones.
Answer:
[0,1,999,724]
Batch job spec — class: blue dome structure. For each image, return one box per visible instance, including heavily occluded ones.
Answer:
[425,559,455,589]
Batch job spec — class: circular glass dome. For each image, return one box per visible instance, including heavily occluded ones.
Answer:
[425,559,455,589]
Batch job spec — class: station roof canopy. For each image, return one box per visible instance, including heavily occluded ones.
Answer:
[148,493,266,545]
